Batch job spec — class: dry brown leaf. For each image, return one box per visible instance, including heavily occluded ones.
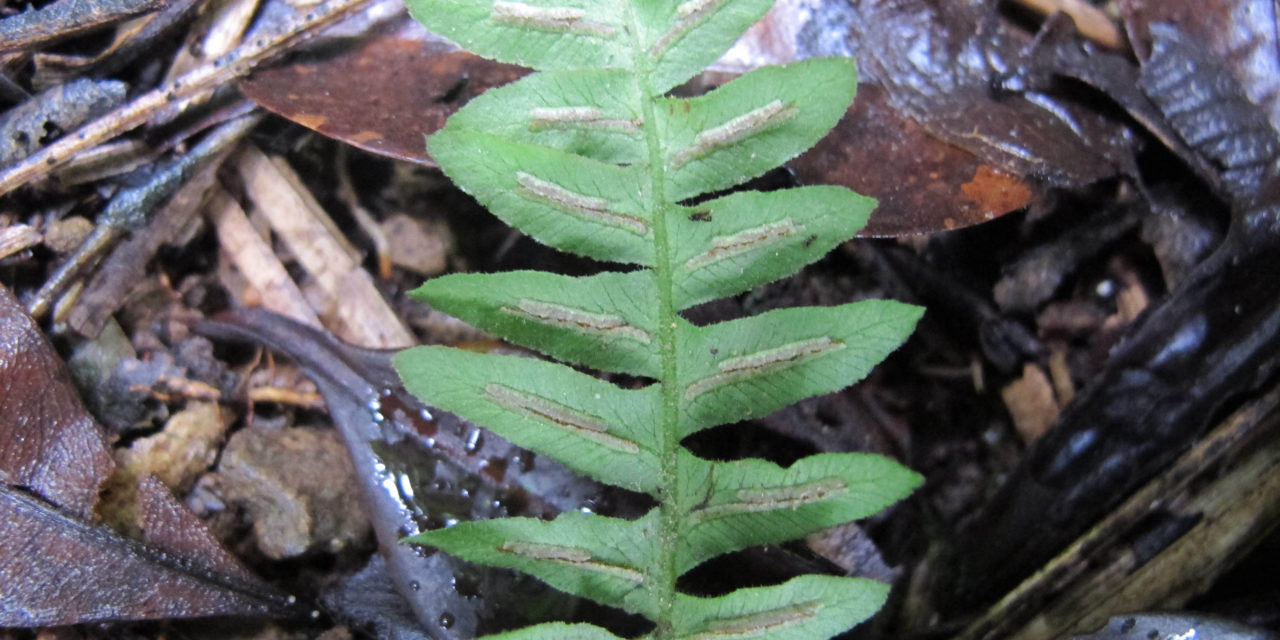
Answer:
[1001,363,1060,444]
[0,285,294,626]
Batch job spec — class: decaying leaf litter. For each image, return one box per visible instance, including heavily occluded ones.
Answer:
[3,0,1280,638]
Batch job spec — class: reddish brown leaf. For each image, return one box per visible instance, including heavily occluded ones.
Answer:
[0,485,286,626]
[0,285,294,626]
[239,14,1040,236]
[0,286,114,518]
[849,0,1125,190]
[133,474,260,582]
[246,0,1158,237]
[240,27,526,165]
[793,84,1032,236]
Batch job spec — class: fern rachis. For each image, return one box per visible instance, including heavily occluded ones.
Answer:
[393,1,924,637]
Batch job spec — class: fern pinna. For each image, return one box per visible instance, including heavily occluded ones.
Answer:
[393,0,923,637]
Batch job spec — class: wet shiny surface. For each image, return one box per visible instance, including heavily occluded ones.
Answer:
[197,309,609,637]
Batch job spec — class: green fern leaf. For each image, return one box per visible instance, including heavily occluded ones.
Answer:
[429,130,654,265]
[408,0,632,73]
[673,575,888,639]
[669,186,874,307]
[394,0,924,637]
[410,511,659,615]
[412,271,660,376]
[674,452,919,572]
[484,622,626,640]
[407,0,775,92]
[657,59,857,198]
[441,69,645,163]
[675,302,921,434]
[398,347,662,492]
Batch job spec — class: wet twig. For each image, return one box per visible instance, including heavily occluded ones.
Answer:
[25,111,261,320]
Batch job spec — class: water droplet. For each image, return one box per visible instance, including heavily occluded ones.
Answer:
[419,408,434,421]
[515,452,536,473]
[286,595,298,605]
[409,580,421,591]
[398,474,417,501]
[439,612,455,629]
[444,518,459,527]
[381,388,393,397]
[983,427,1002,444]
[464,429,484,454]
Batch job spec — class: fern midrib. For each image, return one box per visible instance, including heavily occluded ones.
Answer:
[629,10,681,638]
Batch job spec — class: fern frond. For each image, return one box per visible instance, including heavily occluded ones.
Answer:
[394,0,923,637]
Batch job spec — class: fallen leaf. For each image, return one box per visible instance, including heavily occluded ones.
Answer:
[239,9,1046,236]
[0,285,295,626]
[0,78,126,166]
[0,287,115,519]
[1136,22,1280,201]
[239,22,526,165]
[1121,0,1280,134]
[321,555,434,640]
[0,484,277,626]
[849,0,1126,190]
[792,84,1032,236]
[0,0,167,53]
[1069,612,1277,639]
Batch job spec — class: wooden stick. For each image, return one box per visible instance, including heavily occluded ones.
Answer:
[207,184,323,329]
[0,0,378,197]
[231,144,414,348]
[0,223,41,260]
[956,383,1280,640]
